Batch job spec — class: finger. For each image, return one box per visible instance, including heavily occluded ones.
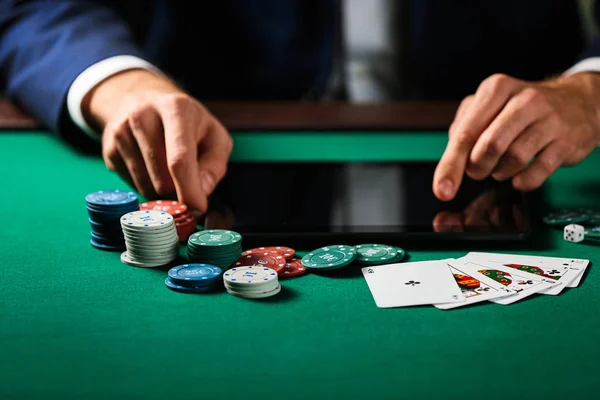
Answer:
[196,119,233,196]
[159,96,210,212]
[432,212,464,232]
[491,117,556,181]
[467,87,552,180]
[512,140,564,191]
[113,125,156,198]
[448,95,475,133]
[128,105,175,196]
[433,75,524,201]
[107,150,136,190]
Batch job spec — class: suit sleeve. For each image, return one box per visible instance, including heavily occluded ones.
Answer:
[0,0,146,136]
[566,2,600,74]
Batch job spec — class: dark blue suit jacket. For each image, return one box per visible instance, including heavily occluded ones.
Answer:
[0,0,336,136]
[0,0,597,138]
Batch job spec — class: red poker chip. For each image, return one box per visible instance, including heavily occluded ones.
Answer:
[175,214,195,226]
[242,246,295,260]
[280,258,307,278]
[233,253,286,274]
[174,211,193,222]
[175,216,197,242]
[140,200,188,217]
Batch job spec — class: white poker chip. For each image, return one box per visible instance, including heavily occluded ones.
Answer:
[223,266,278,286]
[226,283,281,299]
[120,252,174,268]
[120,210,175,229]
[119,210,180,267]
[122,226,177,236]
[224,279,279,293]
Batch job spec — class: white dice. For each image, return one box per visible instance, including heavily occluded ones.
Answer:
[564,224,585,243]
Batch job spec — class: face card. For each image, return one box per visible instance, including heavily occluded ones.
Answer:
[462,252,589,290]
[361,260,465,308]
[458,261,554,305]
[433,259,515,310]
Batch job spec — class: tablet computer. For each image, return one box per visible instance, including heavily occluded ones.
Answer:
[205,161,531,245]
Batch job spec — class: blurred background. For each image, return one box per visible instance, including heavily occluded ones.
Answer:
[341,0,598,102]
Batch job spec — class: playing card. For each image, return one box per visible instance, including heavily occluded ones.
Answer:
[458,261,554,305]
[462,252,589,290]
[362,260,465,308]
[433,259,515,310]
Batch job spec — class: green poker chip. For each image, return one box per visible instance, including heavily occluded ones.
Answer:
[583,211,600,225]
[543,210,590,226]
[188,230,241,247]
[354,244,405,265]
[584,226,600,239]
[301,245,356,270]
[186,230,243,269]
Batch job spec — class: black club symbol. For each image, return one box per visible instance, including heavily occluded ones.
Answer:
[476,287,491,292]
[548,270,561,275]
[518,280,534,285]
[405,280,420,286]
[367,269,374,274]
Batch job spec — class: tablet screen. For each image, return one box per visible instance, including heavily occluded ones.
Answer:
[206,162,530,240]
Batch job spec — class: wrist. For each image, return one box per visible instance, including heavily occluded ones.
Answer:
[552,72,600,125]
[82,69,180,130]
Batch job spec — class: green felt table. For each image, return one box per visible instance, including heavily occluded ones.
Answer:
[1,130,599,400]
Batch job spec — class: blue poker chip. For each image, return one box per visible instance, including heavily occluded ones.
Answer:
[164,278,218,293]
[168,264,222,288]
[90,238,125,251]
[85,190,139,207]
[90,231,124,244]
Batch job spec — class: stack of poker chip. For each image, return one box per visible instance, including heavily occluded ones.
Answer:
[187,230,242,270]
[120,210,180,268]
[165,264,222,293]
[139,200,197,242]
[234,246,307,278]
[86,190,139,251]
[223,266,281,299]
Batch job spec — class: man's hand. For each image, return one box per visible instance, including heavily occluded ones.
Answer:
[83,69,233,214]
[433,72,600,201]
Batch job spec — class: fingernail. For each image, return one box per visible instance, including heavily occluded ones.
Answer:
[438,179,454,199]
[201,172,215,195]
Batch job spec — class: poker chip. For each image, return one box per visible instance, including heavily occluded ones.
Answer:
[164,278,217,294]
[242,246,295,260]
[86,190,139,251]
[354,244,405,265]
[86,190,138,207]
[168,264,222,288]
[233,253,287,274]
[280,258,307,278]
[140,200,197,242]
[223,266,281,299]
[543,209,590,226]
[120,210,179,268]
[187,230,243,271]
[301,245,356,270]
[583,210,600,226]
[584,226,600,239]
[140,200,188,216]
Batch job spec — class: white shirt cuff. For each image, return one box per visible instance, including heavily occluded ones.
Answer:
[564,57,600,76]
[66,55,163,141]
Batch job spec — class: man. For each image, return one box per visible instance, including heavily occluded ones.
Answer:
[1,0,599,215]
